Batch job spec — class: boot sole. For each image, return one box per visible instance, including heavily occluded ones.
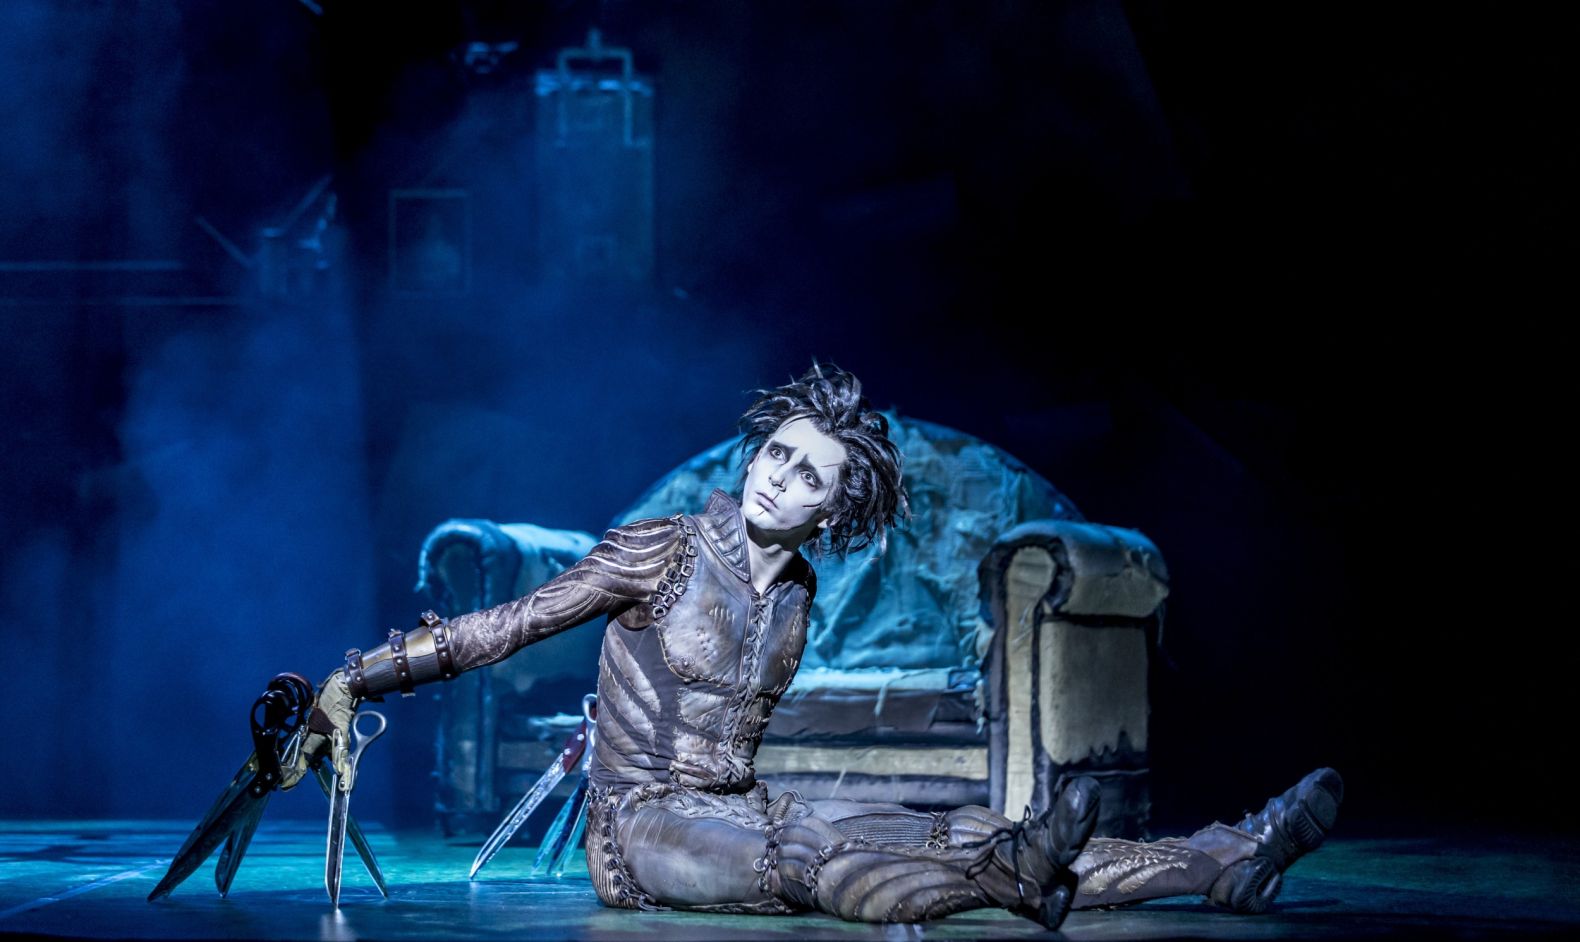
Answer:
[1052,777,1102,867]
[1217,857,1282,914]
[1287,769,1344,852]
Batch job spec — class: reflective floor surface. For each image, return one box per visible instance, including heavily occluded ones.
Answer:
[2,820,1577,941]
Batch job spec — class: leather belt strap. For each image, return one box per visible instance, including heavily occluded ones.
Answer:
[422,610,457,680]
[344,647,379,702]
[388,628,415,697]
[308,706,338,735]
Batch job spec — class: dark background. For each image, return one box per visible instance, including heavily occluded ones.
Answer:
[2,1,1572,837]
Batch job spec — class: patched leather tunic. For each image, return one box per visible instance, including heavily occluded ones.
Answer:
[593,491,814,793]
[444,489,814,795]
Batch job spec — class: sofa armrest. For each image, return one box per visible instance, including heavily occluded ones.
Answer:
[418,519,597,832]
[978,520,1168,838]
[417,519,598,613]
[988,520,1168,619]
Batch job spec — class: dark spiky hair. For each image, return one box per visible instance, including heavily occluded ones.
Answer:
[736,362,909,558]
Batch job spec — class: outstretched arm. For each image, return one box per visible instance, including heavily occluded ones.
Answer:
[283,516,682,788]
[444,515,680,672]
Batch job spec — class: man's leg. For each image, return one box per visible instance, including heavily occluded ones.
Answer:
[1070,767,1344,913]
[771,778,1101,928]
[803,767,1344,915]
[597,785,789,913]
[601,768,1342,924]
[601,779,1100,927]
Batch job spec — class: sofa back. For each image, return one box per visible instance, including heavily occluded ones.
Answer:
[615,414,1082,671]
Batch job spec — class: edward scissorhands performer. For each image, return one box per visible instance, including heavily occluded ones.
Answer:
[280,363,1343,929]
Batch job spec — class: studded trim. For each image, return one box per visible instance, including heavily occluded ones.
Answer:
[343,647,378,702]
[386,628,414,696]
[420,610,457,680]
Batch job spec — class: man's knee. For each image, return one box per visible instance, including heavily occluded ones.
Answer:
[941,804,1014,845]
[617,805,771,907]
[808,798,941,845]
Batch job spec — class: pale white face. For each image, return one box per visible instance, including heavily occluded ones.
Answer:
[742,417,848,536]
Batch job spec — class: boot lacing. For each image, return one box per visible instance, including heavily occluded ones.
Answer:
[960,806,1038,908]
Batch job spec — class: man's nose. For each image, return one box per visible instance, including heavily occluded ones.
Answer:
[768,468,787,489]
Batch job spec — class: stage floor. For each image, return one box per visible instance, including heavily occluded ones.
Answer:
[2,820,1576,941]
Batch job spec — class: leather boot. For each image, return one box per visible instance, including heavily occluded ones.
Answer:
[1207,767,1344,913]
[773,777,1101,928]
[1004,775,1102,928]
[1071,767,1344,914]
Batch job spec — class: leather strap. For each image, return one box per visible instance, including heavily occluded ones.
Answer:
[421,610,457,680]
[388,628,415,697]
[344,647,380,702]
[308,706,338,735]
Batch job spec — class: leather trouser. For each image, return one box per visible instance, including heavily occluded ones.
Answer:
[586,786,1255,923]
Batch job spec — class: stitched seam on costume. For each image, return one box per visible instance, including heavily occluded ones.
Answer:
[655,517,713,681]
[754,822,785,893]
[765,598,809,697]
[803,841,849,911]
[927,811,950,850]
[593,784,664,911]
[712,590,769,786]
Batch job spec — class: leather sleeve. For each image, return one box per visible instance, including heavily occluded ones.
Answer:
[446,516,681,672]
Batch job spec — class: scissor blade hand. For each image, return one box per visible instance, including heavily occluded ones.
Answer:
[147,754,265,901]
[530,783,579,876]
[314,764,387,897]
[472,719,588,880]
[345,810,387,898]
[534,736,594,878]
[326,782,350,907]
[326,709,385,907]
[215,794,270,897]
[169,753,259,862]
[549,776,591,878]
[470,764,569,879]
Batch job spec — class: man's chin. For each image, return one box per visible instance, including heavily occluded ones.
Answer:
[745,510,799,537]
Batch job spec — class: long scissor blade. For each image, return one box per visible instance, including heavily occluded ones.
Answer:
[530,782,580,876]
[549,777,591,878]
[475,720,588,880]
[345,806,387,898]
[215,793,270,897]
[540,738,594,878]
[147,754,263,901]
[470,762,569,879]
[532,765,593,878]
[174,753,259,861]
[326,783,350,907]
[314,764,387,897]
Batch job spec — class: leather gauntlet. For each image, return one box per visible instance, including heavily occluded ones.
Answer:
[344,610,459,701]
[340,517,682,702]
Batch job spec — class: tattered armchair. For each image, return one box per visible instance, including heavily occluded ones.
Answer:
[417,415,1168,839]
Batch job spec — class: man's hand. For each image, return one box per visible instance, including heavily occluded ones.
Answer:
[281,670,356,790]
